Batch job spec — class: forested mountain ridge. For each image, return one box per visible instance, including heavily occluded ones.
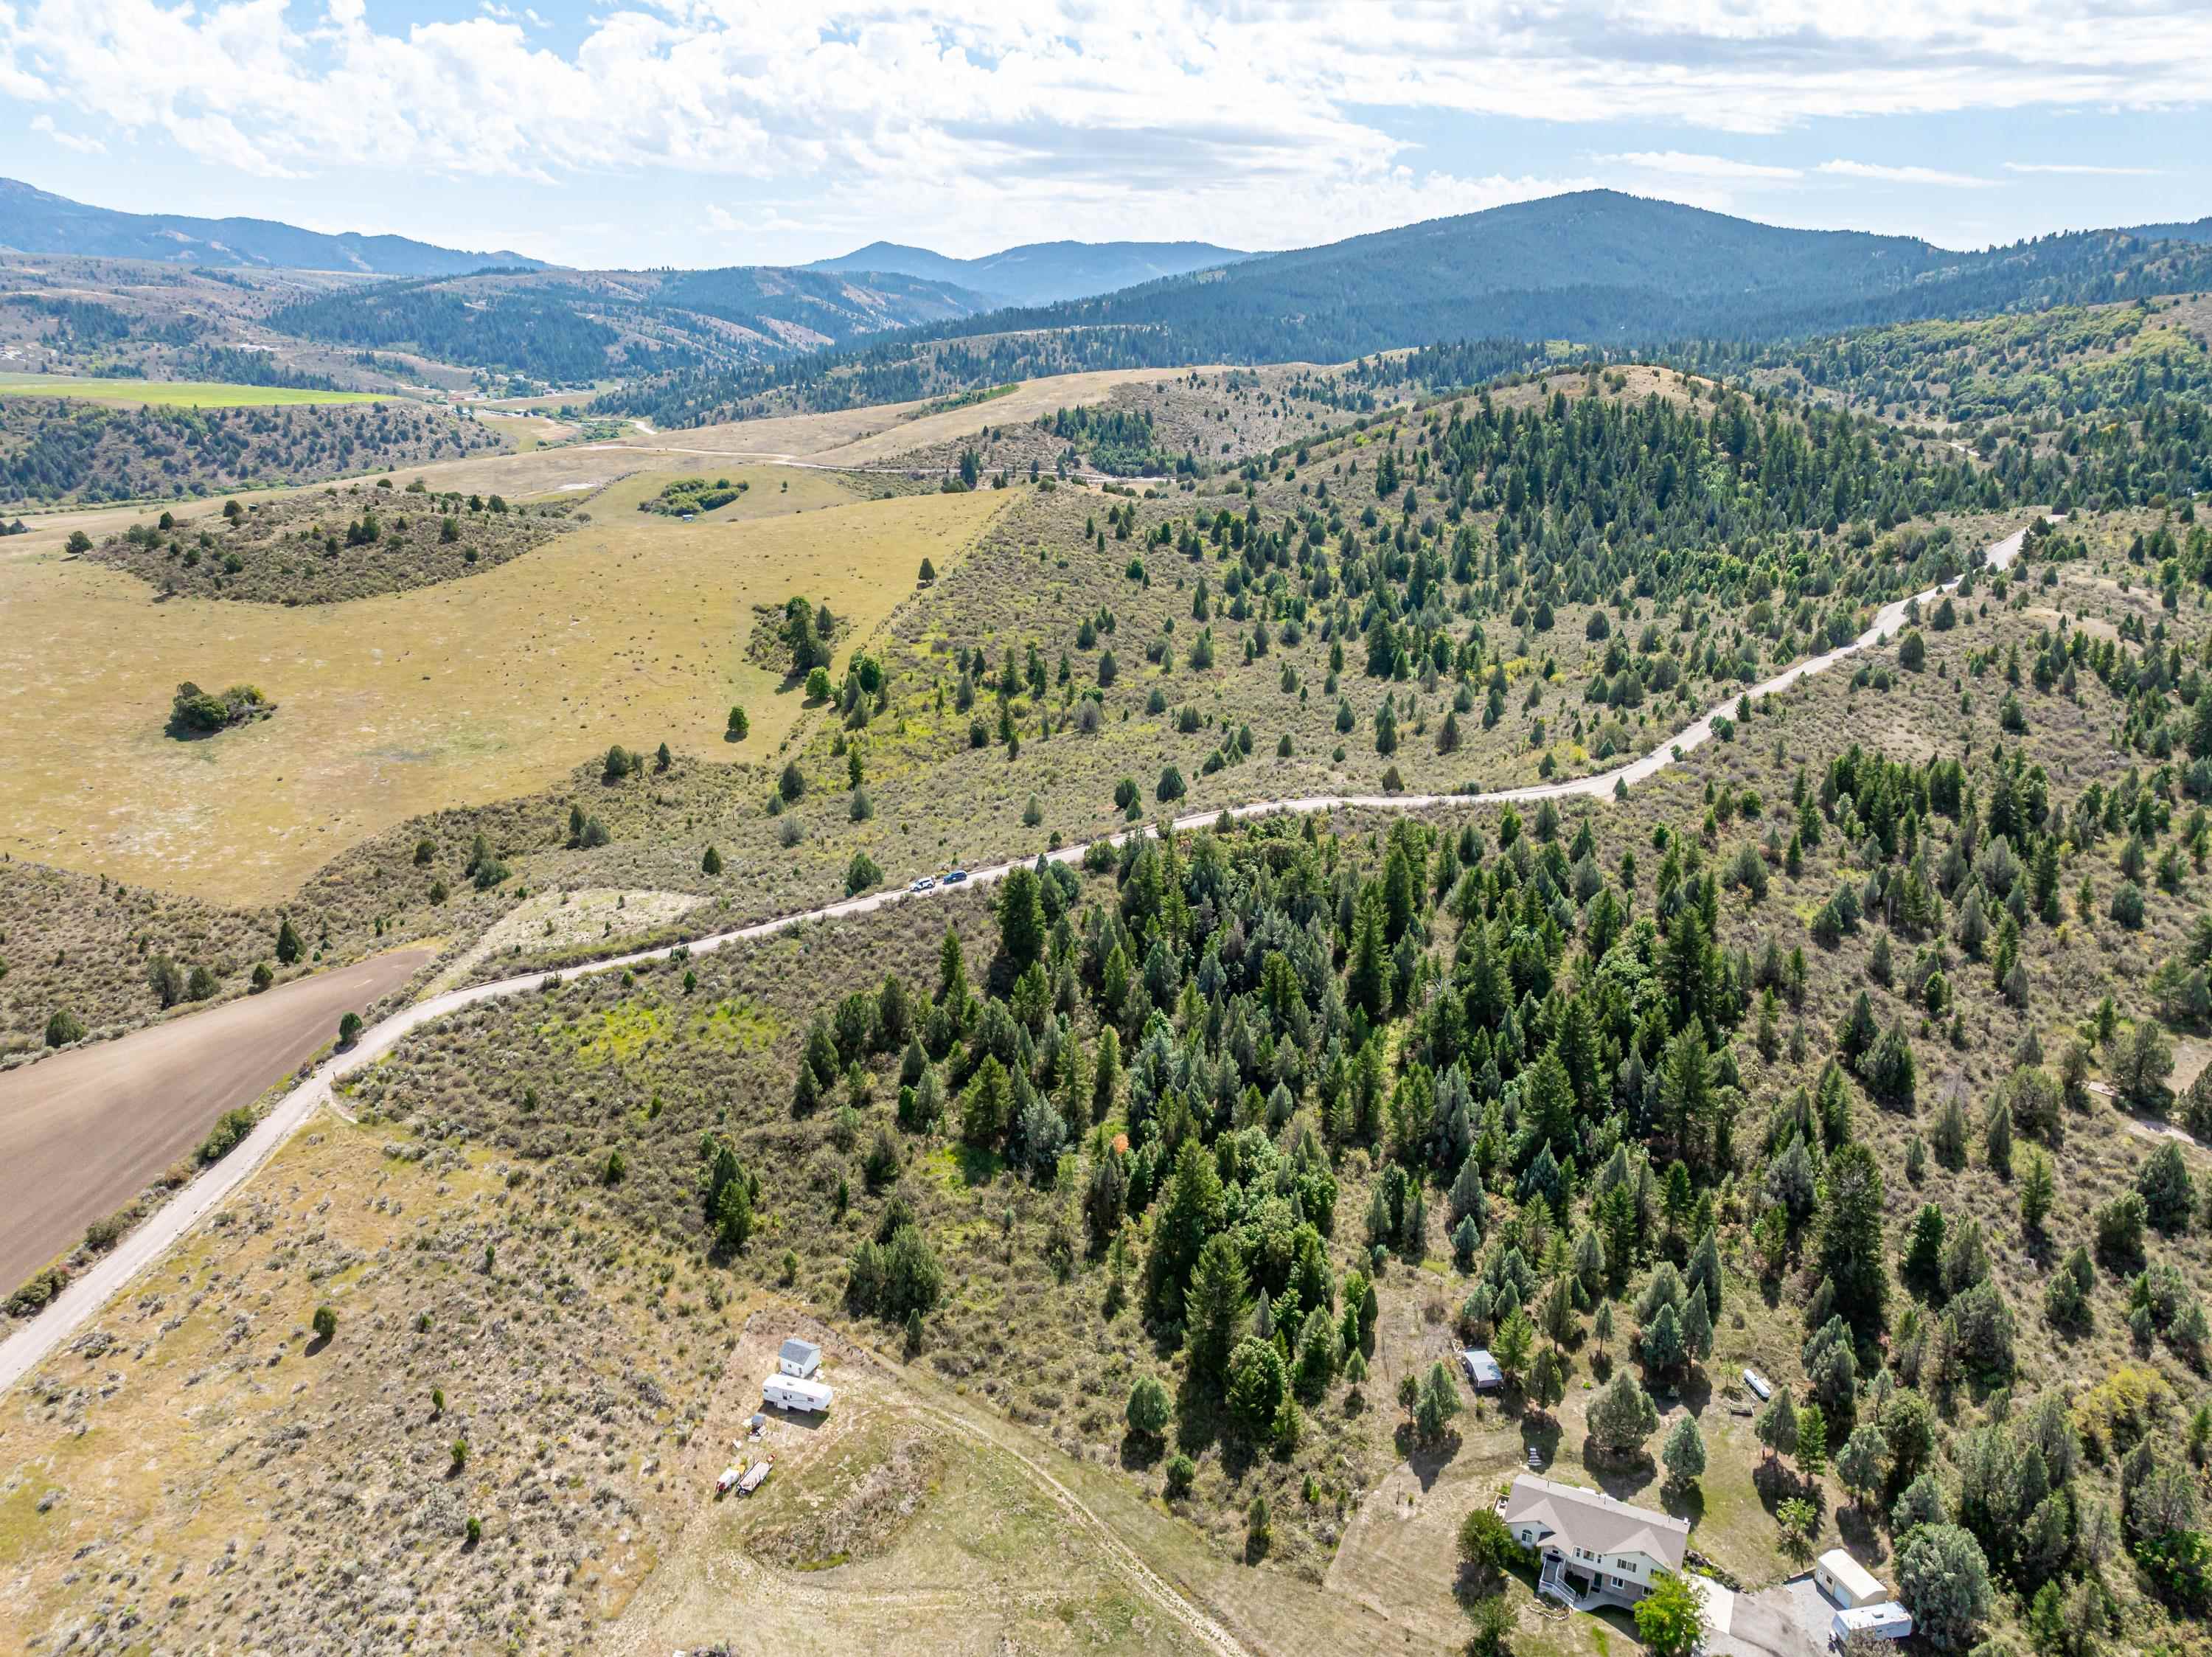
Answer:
[807,238,1251,305]
[258,265,1002,383]
[0,177,543,277]
[601,192,2212,426]
[956,193,2212,358]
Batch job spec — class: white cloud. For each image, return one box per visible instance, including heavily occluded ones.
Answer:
[0,1,2202,254]
[1818,159,1995,188]
[1598,150,1802,182]
[30,112,103,153]
[2004,161,2163,176]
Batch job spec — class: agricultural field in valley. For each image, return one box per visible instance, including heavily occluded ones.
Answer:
[0,373,382,408]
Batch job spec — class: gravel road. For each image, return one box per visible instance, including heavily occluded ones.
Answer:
[0,527,2023,1397]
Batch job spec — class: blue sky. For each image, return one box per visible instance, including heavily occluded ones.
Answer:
[1,1,2205,269]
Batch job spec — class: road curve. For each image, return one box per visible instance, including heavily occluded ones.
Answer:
[0,527,2023,1397]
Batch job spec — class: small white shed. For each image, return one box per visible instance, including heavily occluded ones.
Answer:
[1461,1349,1504,1391]
[779,1338,821,1379]
[1832,1602,1912,1644]
[1816,1549,1887,1610]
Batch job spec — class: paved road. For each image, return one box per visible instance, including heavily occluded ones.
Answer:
[0,527,2023,1396]
[0,948,434,1293]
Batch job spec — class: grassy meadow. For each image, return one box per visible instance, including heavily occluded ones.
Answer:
[0,373,383,409]
[0,470,1006,904]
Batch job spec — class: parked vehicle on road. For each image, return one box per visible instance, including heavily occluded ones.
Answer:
[911,875,936,892]
[945,869,969,884]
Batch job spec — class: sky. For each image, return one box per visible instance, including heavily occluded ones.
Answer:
[1,0,2207,269]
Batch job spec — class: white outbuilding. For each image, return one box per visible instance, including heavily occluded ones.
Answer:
[1461,1349,1504,1391]
[1815,1548,1887,1610]
[779,1338,822,1379]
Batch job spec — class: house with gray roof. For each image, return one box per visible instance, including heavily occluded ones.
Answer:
[1498,1473,1690,1610]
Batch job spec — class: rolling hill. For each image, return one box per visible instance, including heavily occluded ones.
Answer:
[914,190,2212,361]
[807,237,1248,305]
[0,177,543,277]
[258,264,1003,383]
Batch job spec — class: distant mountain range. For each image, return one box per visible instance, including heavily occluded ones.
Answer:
[604,190,2212,425]
[11,176,2211,407]
[890,190,2212,364]
[0,178,543,277]
[808,239,1248,307]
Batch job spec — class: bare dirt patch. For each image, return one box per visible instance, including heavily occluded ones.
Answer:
[0,945,431,1294]
[426,886,703,995]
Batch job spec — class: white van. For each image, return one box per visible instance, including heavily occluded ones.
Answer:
[764,1375,834,1414]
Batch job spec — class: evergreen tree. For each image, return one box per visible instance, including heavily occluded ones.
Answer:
[1662,1414,1707,1489]
[1756,1386,1800,1462]
[1145,1140,1225,1324]
[1183,1234,1250,1387]
[1818,1144,1889,1335]
[997,865,1047,970]
[1588,1370,1660,1458]
[1346,889,1394,1022]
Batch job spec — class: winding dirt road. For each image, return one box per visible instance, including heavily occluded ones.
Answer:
[0,527,2022,1399]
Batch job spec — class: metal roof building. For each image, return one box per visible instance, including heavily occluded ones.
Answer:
[1816,1548,1886,1609]
[779,1338,821,1378]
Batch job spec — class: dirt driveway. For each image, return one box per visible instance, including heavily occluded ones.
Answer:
[0,947,431,1290]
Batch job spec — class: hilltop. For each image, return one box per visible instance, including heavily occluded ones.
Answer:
[809,238,1251,306]
[0,176,544,277]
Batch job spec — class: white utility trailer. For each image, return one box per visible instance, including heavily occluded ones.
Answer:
[764,1375,834,1414]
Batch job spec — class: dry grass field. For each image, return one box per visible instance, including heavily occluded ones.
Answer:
[878,362,1408,479]
[616,367,1219,469]
[0,1121,714,1653]
[0,473,1007,903]
[0,373,380,409]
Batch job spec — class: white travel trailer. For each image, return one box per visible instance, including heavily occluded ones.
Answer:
[763,1374,834,1414]
[1831,1603,1912,1645]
